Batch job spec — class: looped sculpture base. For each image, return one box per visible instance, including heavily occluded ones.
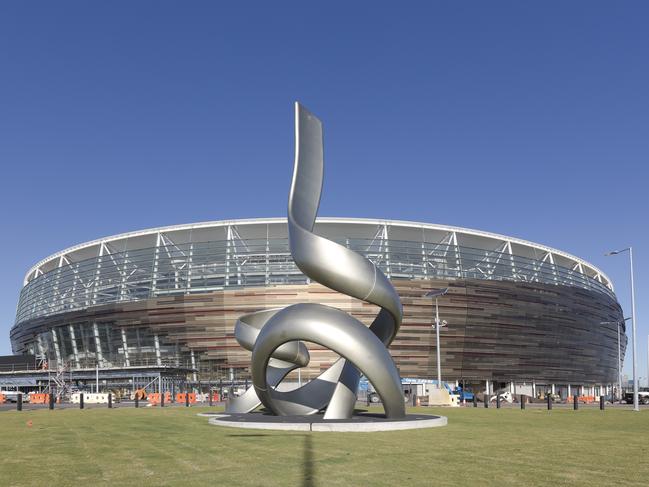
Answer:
[199,412,447,432]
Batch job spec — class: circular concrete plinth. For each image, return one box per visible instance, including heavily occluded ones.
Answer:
[198,412,447,432]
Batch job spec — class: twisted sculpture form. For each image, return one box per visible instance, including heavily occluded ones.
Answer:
[226,103,405,419]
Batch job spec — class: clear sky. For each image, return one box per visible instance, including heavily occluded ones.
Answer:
[0,2,647,380]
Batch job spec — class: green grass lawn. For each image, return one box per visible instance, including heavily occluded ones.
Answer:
[1,406,647,486]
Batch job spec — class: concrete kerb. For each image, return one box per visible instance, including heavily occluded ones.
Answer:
[198,412,447,432]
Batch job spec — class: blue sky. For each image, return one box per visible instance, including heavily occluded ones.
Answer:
[0,2,647,379]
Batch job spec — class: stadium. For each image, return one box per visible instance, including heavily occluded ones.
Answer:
[7,217,625,399]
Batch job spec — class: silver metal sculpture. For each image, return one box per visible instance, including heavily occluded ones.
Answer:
[226,102,405,419]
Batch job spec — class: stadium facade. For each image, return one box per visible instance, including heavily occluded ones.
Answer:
[10,217,625,394]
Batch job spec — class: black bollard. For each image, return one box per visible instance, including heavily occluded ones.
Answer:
[484,397,489,408]
[600,395,605,410]
[496,394,501,409]
[520,395,525,410]
[160,391,165,408]
[17,393,22,411]
[80,393,84,409]
[473,395,477,408]
[49,392,55,410]
[135,394,139,408]
[108,393,112,409]
[185,391,189,408]
[573,395,578,410]
[547,395,552,410]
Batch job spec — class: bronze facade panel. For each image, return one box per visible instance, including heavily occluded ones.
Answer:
[11,278,624,384]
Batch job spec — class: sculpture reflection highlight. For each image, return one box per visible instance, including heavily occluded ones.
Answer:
[226,103,405,419]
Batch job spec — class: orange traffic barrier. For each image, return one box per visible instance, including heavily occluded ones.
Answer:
[578,395,595,404]
[29,393,50,404]
[0,393,5,404]
[175,393,197,404]
[147,392,171,406]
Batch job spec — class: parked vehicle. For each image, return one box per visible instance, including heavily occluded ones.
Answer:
[452,385,474,402]
[366,378,462,404]
[490,391,514,403]
[0,390,29,403]
[543,392,562,402]
[624,388,649,405]
[368,392,381,403]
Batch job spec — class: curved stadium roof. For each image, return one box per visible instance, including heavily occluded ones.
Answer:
[24,217,612,289]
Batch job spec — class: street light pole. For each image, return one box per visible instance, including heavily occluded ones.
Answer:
[606,247,639,412]
[630,247,638,410]
[435,296,441,387]
[425,288,449,389]
[617,321,622,401]
[601,317,630,402]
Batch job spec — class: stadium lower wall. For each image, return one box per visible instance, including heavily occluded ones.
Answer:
[10,279,625,384]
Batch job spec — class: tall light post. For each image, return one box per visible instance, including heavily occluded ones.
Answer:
[600,317,630,402]
[425,288,449,389]
[605,247,639,411]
